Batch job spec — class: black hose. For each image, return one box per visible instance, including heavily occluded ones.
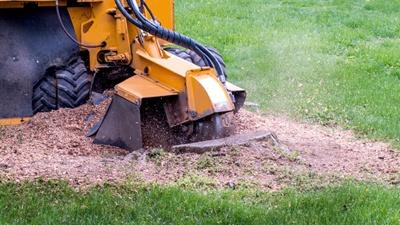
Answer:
[118,0,226,83]
[114,0,144,29]
[140,0,156,22]
[55,0,105,48]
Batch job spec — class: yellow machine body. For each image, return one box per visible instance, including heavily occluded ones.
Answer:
[0,0,246,151]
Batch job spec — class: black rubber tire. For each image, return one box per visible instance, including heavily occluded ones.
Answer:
[164,46,227,77]
[32,58,90,114]
[32,76,57,113]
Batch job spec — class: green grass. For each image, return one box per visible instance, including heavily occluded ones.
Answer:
[175,0,400,144]
[0,181,399,225]
[4,1,400,224]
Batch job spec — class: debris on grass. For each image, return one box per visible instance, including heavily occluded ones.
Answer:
[0,97,399,190]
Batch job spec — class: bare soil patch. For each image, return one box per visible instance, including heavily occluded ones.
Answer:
[0,97,399,189]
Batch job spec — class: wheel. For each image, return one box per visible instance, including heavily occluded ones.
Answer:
[177,112,235,143]
[164,46,227,77]
[191,112,235,141]
[165,46,233,141]
[32,58,90,114]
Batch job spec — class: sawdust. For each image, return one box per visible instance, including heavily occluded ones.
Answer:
[0,96,399,189]
[0,98,130,186]
[235,111,400,182]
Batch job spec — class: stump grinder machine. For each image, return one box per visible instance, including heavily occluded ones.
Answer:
[0,0,246,151]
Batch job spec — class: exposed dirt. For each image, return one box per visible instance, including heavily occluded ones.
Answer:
[0,99,130,186]
[0,96,399,189]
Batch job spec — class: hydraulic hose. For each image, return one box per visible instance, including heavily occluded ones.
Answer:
[140,0,156,21]
[114,0,144,29]
[127,0,224,77]
[55,0,105,48]
[115,0,227,83]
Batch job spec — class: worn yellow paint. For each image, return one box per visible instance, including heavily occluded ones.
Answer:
[186,69,234,118]
[125,40,235,122]
[133,48,198,91]
[68,0,174,70]
[0,0,241,126]
[0,0,174,69]
[116,75,178,104]
[145,0,174,30]
[0,117,30,126]
[0,0,68,8]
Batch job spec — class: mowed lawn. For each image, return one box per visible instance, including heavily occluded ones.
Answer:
[2,182,400,225]
[2,1,400,224]
[176,0,400,144]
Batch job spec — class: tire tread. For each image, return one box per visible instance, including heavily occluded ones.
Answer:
[32,58,90,114]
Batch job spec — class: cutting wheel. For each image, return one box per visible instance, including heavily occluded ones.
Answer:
[183,112,235,142]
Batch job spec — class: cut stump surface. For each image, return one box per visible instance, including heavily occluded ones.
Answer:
[172,130,276,153]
